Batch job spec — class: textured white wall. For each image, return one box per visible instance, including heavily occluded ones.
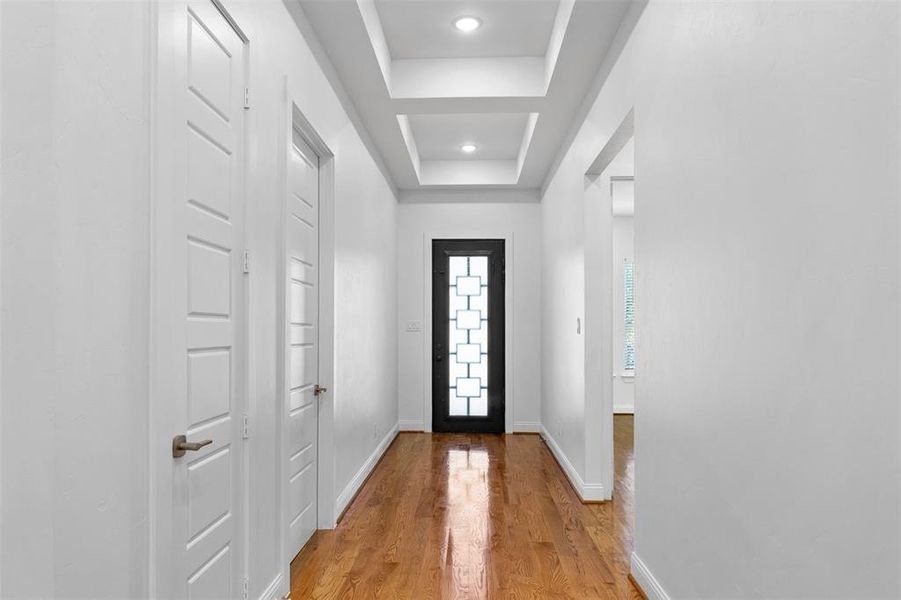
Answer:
[541,167,587,475]
[544,0,901,596]
[632,2,900,596]
[396,202,541,432]
[0,2,152,597]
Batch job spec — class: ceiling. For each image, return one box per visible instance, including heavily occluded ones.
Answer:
[409,113,529,160]
[376,1,558,59]
[296,0,634,200]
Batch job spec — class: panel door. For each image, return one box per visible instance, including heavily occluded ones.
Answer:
[286,130,320,558]
[163,1,247,598]
[432,240,506,433]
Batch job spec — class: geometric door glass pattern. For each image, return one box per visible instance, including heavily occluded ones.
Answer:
[448,256,489,416]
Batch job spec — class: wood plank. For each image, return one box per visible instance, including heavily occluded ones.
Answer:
[290,417,640,599]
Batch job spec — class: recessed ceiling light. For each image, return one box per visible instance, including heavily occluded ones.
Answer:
[460,144,477,153]
[453,16,482,32]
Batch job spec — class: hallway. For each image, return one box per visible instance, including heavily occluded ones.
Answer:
[290,418,638,599]
[2,0,900,598]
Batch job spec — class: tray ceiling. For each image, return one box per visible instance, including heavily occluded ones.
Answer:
[296,0,634,198]
[375,1,559,59]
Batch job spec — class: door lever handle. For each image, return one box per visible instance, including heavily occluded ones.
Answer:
[172,435,212,458]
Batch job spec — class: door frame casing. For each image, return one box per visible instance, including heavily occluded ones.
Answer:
[149,0,250,596]
[275,75,337,592]
[422,231,515,434]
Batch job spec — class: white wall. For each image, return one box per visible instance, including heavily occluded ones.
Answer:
[541,163,587,476]
[0,1,398,598]
[544,1,901,597]
[397,202,541,433]
[1,2,152,597]
[632,3,900,596]
[541,9,636,493]
[222,2,398,597]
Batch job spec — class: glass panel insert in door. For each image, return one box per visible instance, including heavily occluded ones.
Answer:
[448,256,489,416]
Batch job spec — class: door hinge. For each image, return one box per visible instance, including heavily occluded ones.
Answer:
[242,577,249,600]
[244,87,250,110]
[242,414,250,440]
[242,249,250,274]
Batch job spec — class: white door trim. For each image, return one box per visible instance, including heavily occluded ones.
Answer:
[276,75,336,594]
[422,231,516,434]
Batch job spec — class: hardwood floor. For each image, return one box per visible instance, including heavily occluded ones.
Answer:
[290,416,639,599]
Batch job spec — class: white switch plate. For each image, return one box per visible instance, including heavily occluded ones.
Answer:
[406,320,422,332]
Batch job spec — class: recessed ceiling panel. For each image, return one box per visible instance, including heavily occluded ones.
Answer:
[409,113,529,160]
[297,0,635,193]
[374,0,559,59]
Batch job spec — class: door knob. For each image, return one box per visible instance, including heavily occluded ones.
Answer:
[314,384,327,396]
[172,435,212,458]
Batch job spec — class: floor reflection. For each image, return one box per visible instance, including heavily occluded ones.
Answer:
[444,443,491,596]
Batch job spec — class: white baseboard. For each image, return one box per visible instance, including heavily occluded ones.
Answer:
[513,420,541,433]
[334,423,399,521]
[630,552,670,600]
[258,573,285,600]
[399,419,424,431]
[539,425,605,501]
[613,405,634,415]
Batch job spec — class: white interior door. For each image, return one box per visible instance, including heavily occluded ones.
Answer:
[285,130,320,558]
[154,1,247,598]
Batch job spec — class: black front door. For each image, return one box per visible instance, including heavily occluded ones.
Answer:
[432,239,505,433]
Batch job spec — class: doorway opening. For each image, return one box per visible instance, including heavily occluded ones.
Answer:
[584,108,635,553]
[431,239,505,433]
[607,138,635,547]
[283,126,321,560]
[280,78,337,600]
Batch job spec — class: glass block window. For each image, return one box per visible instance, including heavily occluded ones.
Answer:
[448,256,489,416]
[624,260,635,371]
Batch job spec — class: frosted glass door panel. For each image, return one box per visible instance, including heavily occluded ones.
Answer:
[448,256,489,416]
